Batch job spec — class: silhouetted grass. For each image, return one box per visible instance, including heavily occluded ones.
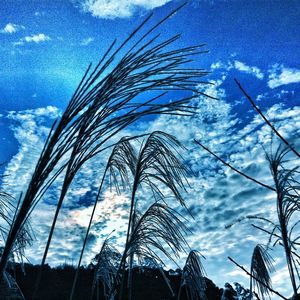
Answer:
[196,81,300,299]
[178,250,207,300]
[250,244,274,299]
[0,3,209,295]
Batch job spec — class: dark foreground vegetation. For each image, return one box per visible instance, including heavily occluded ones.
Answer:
[6,263,252,300]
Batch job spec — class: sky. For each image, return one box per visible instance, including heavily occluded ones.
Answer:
[0,0,300,297]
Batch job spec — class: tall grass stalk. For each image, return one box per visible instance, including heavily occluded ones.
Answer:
[91,237,122,300]
[266,145,299,297]
[117,131,191,299]
[0,2,209,284]
[250,244,274,299]
[195,80,300,298]
[118,201,190,300]
[178,250,207,300]
[0,188,32,270]
[234,79,300,159]
[228,256,288,300]
[69,136,138,300]
[196,143,300,298]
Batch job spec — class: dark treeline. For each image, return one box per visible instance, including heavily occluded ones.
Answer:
[7,263,249,300]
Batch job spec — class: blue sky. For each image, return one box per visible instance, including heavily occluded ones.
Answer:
[0,0,300,297]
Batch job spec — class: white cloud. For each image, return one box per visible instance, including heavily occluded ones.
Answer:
[80,37,94,46]
[268,64,300,88]
[1,79,299,295]
[34,11,46,17]
[0,23,24,34]
[138,81,300,293]
[14,33,51,46]
[256,89,294,103]
[211,59,264,80]
[210,61,225,70]
[234,60,264,79]
[3,106,61,194]
[79,0,172,19]
[24,33,51,43]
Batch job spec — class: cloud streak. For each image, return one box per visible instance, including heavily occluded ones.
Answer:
[268,64,300,88]
[80,37,94,46]
[211,59,264,80]
[14,33,51,46]
[78,0,172,19]
[1,70,299,296]
[234,61,264,80]
[0,23,25,34]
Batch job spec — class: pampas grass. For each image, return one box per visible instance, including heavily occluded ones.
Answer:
[0,2,209,285]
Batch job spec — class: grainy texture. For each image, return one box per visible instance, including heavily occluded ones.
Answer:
[0,272,24,300]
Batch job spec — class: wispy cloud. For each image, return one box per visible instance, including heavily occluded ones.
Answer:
[34,11,46,17]
[211,59,264,80]
[2,105,129,265]
[80,37,94,46]
[0,23,25,34]
[24,33,51,43]
[14,33,51,46]
[138,80,300,292]
[78,0,172,19]
[1,106,62,233]
[1,77,299,294]
[234,61,264,79]
[268,64,300,88]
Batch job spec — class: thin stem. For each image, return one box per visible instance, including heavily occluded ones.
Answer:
[194,139,275,191]
[69,166,109,300]
[234,79,300,159]
[228,256,288,300]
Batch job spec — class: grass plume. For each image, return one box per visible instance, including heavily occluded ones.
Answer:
[178,250,207,300]
[250,244,274,299]
[0,2,208,284]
